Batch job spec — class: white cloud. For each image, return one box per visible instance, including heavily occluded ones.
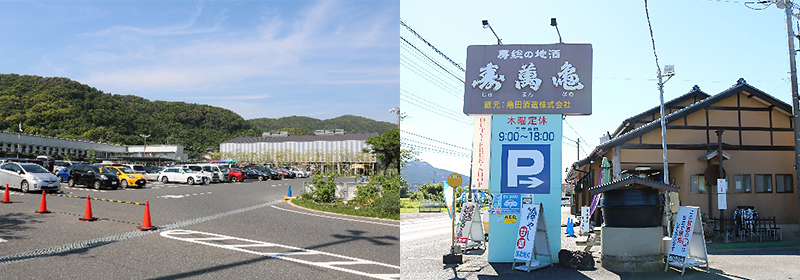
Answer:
[77,1,397,97]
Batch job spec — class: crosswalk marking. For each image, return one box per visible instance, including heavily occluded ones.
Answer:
[161,229,399,280]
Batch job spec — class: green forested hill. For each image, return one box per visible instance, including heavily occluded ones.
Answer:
[247,115,396,135]
[0,74,394,157]
[0,74,257,156]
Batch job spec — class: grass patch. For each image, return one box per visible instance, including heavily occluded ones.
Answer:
[292,198,399,220]
[708,241,800,249]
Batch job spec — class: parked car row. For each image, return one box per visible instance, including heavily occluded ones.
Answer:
[4,158,312,193]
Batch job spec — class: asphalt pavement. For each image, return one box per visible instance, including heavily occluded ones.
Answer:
[400,207,800,280]
[0,176,399,279]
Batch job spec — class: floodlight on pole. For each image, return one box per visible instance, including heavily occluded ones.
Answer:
[139,134,150,155]
[551,18,563,44]
[481,19,503,45]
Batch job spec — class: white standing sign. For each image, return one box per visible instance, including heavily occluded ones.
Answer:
[666,206,709,275]
[717,178,727,210]
[514,202,539,261]
[512,203,552,272]
[580,206,590,233]
[471,115,491,190]
[455,203,477,245]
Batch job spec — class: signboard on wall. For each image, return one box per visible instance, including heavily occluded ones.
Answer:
[501,193,521,214]
[464,44,592,115]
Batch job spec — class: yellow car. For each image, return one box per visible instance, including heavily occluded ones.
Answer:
[103,166,147,188]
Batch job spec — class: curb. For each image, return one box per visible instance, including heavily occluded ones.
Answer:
[286,199,400,223]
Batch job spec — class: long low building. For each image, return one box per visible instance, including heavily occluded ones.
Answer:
[0,132,186,162]
[220,131,378,173]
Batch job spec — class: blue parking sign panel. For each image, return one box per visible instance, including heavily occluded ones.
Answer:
[490,114,561,194]
[501,144,550,194]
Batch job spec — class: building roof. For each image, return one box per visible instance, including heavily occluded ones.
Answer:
[608,86,710,140]
[571,79,791,174]
[222,133,379,144]
[589,176,680,195]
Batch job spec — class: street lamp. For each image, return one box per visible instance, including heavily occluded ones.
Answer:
[481,19,502,45]
[551,18,563,44]
[139,134,150,157]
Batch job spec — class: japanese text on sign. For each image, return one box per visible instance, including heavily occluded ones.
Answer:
[464,44,592,115]
[455,203,476,245]
[514,203,540,261]
[668,206,697,263]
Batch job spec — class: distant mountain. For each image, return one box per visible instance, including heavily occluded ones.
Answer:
[247,115,396,135]
[0,74,257,158]
[402,161,470,191]
[0,74,395,160]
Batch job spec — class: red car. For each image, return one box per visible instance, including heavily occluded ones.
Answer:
[228,169,245,182]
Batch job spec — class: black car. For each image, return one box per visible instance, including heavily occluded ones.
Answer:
[67,164,120,189]
[276,167,296,179]
[243,168,269,181]
[255,166,283,180]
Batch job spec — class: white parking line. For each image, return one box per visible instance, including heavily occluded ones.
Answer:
[1,191,24,196]
[270,206,399,227]
[161,229,399,280]
[158,192,212,199]
[59,186,107,193]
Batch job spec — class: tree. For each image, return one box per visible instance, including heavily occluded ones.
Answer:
[364,128,400,175]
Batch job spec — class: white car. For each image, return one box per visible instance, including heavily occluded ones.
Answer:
[181,164,220,183]
[0,162,61,192]
[287,166,310,178]
[158,167,210,185]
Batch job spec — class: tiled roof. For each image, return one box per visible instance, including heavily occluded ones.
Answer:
[571,78,792,171]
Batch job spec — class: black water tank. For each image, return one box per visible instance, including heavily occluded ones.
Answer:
[601,189,663,227]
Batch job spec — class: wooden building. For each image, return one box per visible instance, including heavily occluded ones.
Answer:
[567,79,799,224]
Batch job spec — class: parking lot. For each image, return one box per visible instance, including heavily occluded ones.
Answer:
[0,176,400,279]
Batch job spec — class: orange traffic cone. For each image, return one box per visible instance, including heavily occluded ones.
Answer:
[138,200,156,231]
[35,191,50,214]
[1,184,12,204]
[79,195,97,222]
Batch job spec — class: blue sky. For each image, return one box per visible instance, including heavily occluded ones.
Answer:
[0,0,399,123]
[401,0,794,176]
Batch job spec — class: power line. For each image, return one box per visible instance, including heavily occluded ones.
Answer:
[401,36,465,83]
[400,96,473,126]
[401,89,470,120]
[400,53,463,98]
[401,141,471,158]
[401,55,463,99]
[402,130,472,151]
[401,19,466,73]
[562,117,592,151]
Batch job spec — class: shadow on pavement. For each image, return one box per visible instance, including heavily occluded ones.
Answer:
[0,212,43,241]
[708,245,800,256]
[330,229,399,246]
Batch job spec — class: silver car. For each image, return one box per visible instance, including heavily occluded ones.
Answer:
[0,162,61,193]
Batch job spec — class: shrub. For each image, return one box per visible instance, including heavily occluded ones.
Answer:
[310,173,338,203]
[377,187,400,214]
[354,183,381,205]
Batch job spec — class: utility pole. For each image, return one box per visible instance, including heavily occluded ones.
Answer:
[781,0,800,231]
[716,129,725,233]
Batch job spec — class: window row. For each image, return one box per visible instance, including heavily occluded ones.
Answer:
[689,174,794,194]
